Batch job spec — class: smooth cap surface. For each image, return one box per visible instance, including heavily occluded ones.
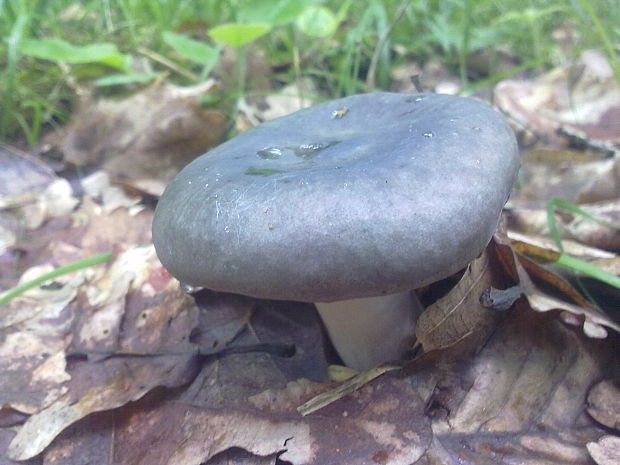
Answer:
[153,92,519,302]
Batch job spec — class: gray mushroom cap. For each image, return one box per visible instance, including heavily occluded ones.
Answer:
[152,92,519,302]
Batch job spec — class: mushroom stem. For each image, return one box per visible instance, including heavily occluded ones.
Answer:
[315,291,422,371]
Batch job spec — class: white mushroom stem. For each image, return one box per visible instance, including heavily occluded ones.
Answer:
[315,291,423,371]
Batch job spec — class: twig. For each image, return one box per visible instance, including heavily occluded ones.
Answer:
[138,46,199,82]
[365,0,412,92]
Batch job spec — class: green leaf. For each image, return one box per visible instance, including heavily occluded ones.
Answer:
[20,38,129,69]
[238,0,315,26]
[208,23,271,48]
[162,31,221,66]
[94,72,161,86]
[296,6,338,38]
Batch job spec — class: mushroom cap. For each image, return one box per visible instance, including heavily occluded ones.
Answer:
[152,92,519,302]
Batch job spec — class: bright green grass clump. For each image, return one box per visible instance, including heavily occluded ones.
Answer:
[1,0,618,144]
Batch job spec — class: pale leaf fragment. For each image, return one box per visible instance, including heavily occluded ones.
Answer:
[587,435,620,465]
[587,379,620,430]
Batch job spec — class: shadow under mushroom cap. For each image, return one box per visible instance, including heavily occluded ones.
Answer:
[152,92,519,302]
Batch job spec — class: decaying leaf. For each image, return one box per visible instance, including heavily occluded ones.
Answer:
[509,148,611,211]
[250,300,329,382]
[0,146,56,198]
[60,81,227,196]
[587,379,620,431]
[415,245,508,352]
[587,435,620,465]
[108,373,431,465]
[495,232,620,338]
[495,49,620,149]
[578,160,620,204]
[421,302,614,465]
[6,246,199,460]
[507,230,615,261]
[81,170,143,214]
[260,78,318,122]
[0,146,79,279]
[508,199,620,252]
[0,267,84,414]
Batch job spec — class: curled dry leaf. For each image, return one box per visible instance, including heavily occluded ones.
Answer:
[495,232,620,338]
[495,49,620,149]
[60,81,227,196]
[415,243,508,353]
[507,230,615,261]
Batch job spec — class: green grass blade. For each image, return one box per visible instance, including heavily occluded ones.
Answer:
[555,253,620,289]
[546,197,620,290]
[0,252,112,306]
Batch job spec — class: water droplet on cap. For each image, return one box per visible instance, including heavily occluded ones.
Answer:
[257,147,283,159]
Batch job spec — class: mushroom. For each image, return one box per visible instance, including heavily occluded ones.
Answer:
[152,92,519,370]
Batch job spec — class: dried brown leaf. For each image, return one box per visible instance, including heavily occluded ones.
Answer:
[495,232,620,338]
[60,82,227,196]
[250,300,329,382]
[0,147,80,280]
[495,49,620,148]
[6,246,200,460]
[587,379,620,430]
[508,199,620,252]
[0,268,83,414]
[110,374,430,465]
[511,148,610,205]
[297,365,400,415]
[415,246,504,352]
[420,302,614,464]
[578,161,620,203]
[260,79,318,121]
[507,230,615,260]
[0,146,55,198]
[564,200,620,250]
